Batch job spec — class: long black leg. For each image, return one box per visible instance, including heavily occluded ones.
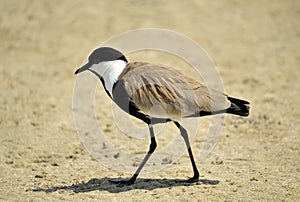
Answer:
[109,124,157,185]
[174,121,199,182]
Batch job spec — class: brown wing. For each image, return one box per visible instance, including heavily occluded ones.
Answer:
[118,62,230,119]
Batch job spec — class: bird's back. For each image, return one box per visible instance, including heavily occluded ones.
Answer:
[115,62,231,119]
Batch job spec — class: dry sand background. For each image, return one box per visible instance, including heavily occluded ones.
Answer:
[1,0,299,201]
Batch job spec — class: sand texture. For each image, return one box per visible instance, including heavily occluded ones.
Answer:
[0,0,299,201]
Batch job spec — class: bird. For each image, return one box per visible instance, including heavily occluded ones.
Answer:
[75,47,250,185]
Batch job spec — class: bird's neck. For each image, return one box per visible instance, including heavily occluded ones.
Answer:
[97,60,127,98]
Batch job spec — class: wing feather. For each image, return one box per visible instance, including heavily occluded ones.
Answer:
[117,62,230,119]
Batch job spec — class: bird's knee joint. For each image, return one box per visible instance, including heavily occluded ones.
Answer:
[149,141,157,153]
[179,128,188,137]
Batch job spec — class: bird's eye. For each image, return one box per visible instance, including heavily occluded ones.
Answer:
[94,59,100,64]
[89,59,97,64]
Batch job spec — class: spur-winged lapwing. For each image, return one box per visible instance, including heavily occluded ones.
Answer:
[75,47,250,185]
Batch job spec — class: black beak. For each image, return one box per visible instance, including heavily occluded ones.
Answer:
[75,63,91,75]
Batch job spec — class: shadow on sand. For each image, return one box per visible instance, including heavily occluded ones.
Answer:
[31,177,220,193]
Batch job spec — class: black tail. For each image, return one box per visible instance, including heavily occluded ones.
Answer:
[226,97,250,117]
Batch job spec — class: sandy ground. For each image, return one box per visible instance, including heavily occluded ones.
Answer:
[1,0,299,201]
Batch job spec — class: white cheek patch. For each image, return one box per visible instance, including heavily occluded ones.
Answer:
[89,62,109,77]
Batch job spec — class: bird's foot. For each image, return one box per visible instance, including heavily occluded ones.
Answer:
[108,178,136,186]
[176,176,199,183]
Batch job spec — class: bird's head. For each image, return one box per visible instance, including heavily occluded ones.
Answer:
[75,47,128,77]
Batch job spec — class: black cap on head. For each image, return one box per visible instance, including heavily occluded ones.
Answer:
[88,47,127,64]
[75,47,127,75]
